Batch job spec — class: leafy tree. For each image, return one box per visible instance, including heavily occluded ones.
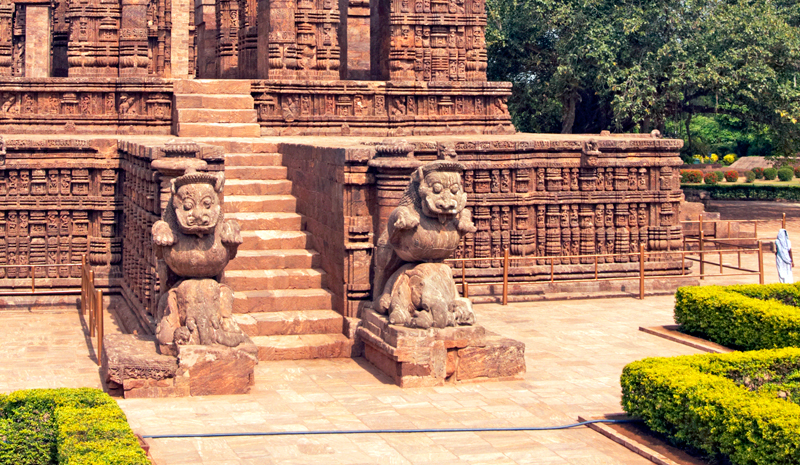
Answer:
[487,0,800,157]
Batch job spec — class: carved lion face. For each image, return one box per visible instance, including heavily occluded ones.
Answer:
[416,169,467,221]
[172,182,221,236]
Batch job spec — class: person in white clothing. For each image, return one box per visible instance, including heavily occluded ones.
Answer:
[776,228,794,283]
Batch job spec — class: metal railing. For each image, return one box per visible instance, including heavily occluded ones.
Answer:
[0,254,103,365]
[682,213,786,279]
[448,244,765,305]
[0,263,82,295]
[80,255,104,366]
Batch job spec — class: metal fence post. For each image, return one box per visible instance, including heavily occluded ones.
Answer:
[639,247,645,300]
[699,214,705,279]
[502,248,509,306]
[80,255,87,315]
[96,289,103,367]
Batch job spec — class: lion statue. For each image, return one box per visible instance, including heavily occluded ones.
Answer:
[152,168,246,352]
[373,149,477,329]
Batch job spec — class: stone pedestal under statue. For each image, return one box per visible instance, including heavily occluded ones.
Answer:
[360,146,526,387]
[102,334,258,398]
[357,309,525,387]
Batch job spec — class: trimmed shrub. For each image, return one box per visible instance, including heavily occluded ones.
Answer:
[681,184,800,201]
[622,348,800,465]
[680,169,703,183]
[795,167,800,178]
[723,153,736,165]
[778,167,795,182]
[703,172,718,185]
[714,170,725,182]
[724,170,738,182]
[674,283,800,350]
[753,167,765,179]
[765,167,778,180]
[0,388,148,465]
[745,170,756,183]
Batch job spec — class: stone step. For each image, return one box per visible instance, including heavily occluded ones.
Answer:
[223,268,326,291]
[233,288,334,313]
[224,166,288,181]
[202,141,278,154]
[233,310,343,337]
[224,179,292,196]
[225,152,282,166]
[251,334,354,361]
[176,109,258,124]
[173,79,252,94]
[227,249,319,270]
[175,122,261,138]
[239,230,311,250]
[223,194,296,213]
[225,212,303,231]
[174,94,255,110]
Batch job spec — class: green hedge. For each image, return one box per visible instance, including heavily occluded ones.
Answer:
[674,284,800,350]
[0,388,148,465]
[622,348,800,465]
[681,184,800,201]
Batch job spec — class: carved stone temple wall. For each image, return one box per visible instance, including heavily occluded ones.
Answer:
[0,0,516,137]
[0,138,121,291]
[0,0,690,376]
[277,134,687,318]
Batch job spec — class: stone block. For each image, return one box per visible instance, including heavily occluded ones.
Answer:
[455,334,526,381]
[102,334,178,388]
[358,310,525,387]
[102,334,258,397]
[176,342,258,396]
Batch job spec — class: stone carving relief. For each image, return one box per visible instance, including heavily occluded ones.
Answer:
[373,147,476,328]
[152,168,246,352]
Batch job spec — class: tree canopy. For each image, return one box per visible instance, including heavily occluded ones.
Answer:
[487,0,800,157]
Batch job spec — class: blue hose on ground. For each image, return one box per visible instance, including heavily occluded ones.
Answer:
[141,419,640,439]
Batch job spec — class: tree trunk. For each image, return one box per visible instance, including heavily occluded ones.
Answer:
[685,113,693,153]
[561,91,579,134]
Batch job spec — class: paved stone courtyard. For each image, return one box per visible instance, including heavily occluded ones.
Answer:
[0,206,794,464]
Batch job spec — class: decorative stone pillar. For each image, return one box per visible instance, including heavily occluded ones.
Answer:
[614,204,629,263]
[119,0,149,76]
[216,0,239,77]
[0,0,11,76]
[545,204,560,263]
[372,0,486,82]
[67,0,120,77]
[237,0,257,77]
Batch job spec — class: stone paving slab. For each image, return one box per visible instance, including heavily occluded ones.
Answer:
[126,293,702,464]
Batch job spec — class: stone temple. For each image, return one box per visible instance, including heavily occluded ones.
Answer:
[0,0,688,393]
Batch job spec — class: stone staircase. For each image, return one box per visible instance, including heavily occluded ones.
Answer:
[220,148,355,361]
[172,80,261,137]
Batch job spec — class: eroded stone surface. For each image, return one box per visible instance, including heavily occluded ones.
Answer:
[152,166,248,354]
[358,308,524,387]
[373,143,476,328]
[176,342,258,396]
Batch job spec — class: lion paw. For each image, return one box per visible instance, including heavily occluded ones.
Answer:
[393,208,419,230]
[221,220,243,245]
[152,220,175,247]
